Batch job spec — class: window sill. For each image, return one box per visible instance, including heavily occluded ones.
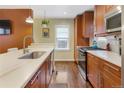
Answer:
[55,48,70,51]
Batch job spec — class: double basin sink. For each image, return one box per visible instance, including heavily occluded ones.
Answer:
[18,51,46,59]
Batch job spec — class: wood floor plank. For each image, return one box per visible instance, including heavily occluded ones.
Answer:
[49,62,92,88]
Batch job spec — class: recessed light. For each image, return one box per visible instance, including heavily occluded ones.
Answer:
[64,12,67,15]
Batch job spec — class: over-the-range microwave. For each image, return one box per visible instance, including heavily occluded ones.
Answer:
[105,7,121,32]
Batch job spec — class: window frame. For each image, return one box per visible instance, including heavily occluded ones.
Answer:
[55,25,70,51]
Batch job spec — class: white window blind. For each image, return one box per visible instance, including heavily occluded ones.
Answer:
[55,25,69,50]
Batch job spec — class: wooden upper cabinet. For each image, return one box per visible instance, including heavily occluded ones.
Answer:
[105,5,118,14]
[74,15,89,46]
[82,11,94,38]
[94,5,106,35]
[75,15,83,46]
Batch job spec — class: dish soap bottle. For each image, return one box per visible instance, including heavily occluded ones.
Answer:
[92,40,97,49]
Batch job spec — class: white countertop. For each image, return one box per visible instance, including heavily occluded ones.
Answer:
[87,50,121,67]
[0,47,54,88]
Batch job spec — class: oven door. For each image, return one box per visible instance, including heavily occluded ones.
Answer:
[78,51,87,80]
[78,51,86,73]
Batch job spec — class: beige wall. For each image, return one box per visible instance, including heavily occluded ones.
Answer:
[33,18,74,61]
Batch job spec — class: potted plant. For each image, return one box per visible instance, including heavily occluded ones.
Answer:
[41,19,50,28]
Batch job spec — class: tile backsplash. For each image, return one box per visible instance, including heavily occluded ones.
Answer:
[92,35,121,54]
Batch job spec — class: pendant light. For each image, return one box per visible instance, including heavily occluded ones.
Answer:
[42,10,49,28]
[25,6,34,24]
[25,16,33,23]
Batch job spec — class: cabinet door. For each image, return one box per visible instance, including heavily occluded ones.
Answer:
[82,11,94,38]
[76,15,84,45]
[94,5,106,34]
[46,54,52,87]
[87,53,102,88]
[93,57,100,87]
[87,54,99,87]
[40,62,46,88]
[87,53,94,83]
[74,15,89,46]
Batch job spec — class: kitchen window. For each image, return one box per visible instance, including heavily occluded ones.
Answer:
[55,25,70,50]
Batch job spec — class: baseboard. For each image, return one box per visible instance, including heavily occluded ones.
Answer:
[54,59,75,62]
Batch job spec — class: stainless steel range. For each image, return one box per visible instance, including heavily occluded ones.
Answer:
[78,47,103,80]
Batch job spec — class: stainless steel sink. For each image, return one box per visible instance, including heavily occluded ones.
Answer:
[18,51,46,59]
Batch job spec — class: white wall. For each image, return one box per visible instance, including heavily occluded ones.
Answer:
[33,18,74,61]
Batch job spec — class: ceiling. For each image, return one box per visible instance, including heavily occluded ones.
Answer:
[0,5,94,19]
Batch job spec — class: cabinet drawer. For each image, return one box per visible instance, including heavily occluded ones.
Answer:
[87,53,95,59]
[103,62,121,78]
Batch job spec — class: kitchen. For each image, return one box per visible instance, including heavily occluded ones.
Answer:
[0,5,123,88]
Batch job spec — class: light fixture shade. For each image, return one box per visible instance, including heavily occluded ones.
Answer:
[25,16,34,23]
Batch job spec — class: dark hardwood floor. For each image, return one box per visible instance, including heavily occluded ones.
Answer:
[49,62,92,88]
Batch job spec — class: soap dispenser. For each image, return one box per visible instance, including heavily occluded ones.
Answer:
[92,39,97,49]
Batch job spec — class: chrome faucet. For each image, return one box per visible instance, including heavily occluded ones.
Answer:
[23,35,33,54]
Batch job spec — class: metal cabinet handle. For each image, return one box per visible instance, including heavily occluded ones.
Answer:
[30,71,41,85]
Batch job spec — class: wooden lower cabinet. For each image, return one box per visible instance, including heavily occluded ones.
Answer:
[87,54,100,88]
[25,51,53,88]
[40,62,46,88]
[46,53,53,87]
[87,53,121,88]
